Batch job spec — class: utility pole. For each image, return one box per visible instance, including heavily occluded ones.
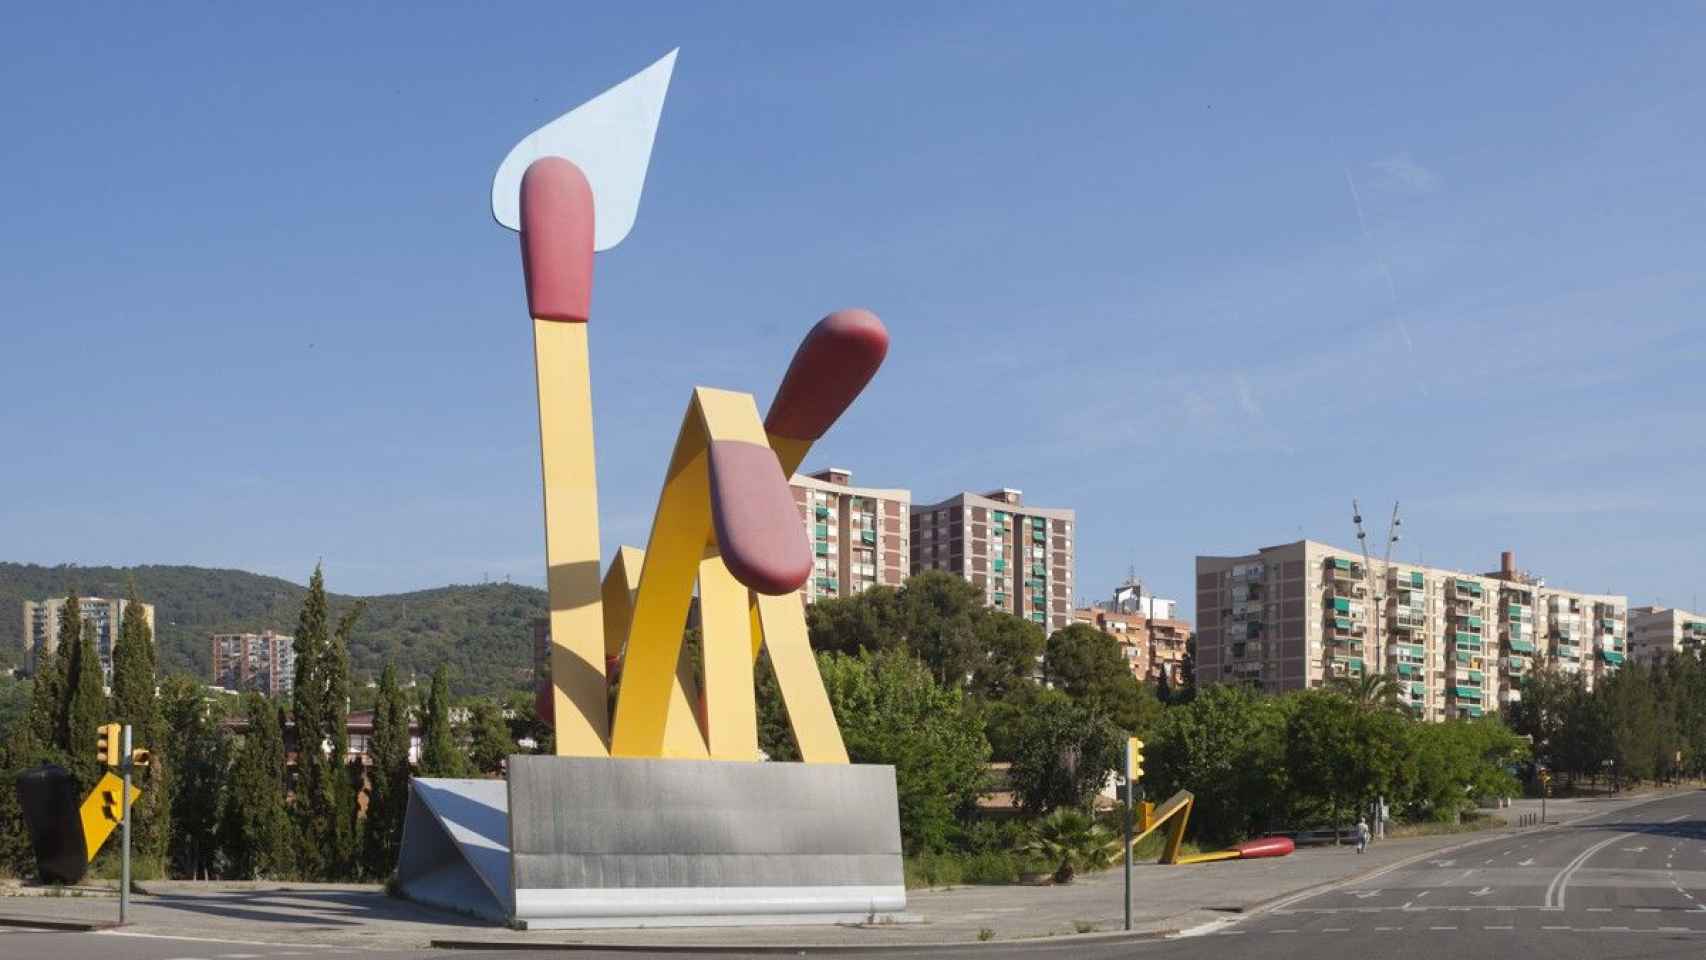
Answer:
[120,723,131,924]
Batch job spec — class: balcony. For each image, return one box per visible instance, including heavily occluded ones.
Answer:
[1323,559,1364,583]
[1508,638,1536,654]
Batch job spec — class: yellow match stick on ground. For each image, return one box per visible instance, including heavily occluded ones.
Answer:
[522,157,610,757]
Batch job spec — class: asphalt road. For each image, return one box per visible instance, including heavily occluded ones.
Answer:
[6,789,1706,959]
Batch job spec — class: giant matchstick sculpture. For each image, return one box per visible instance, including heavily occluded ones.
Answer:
[394,50,905,929]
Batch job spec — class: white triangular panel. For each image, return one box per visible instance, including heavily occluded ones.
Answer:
[491,48,678,250]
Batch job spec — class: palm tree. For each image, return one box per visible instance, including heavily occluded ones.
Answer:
[1023,808,1115,883]
[1330,673,1405,713]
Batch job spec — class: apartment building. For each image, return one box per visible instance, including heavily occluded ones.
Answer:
[22,595,154,680]
[1073,608,1151,681]
[791,468,910,603]
[211,630,298,697]
[911,488,1076,632]
[1073,606,1192,687]
[1628,606,1706,664]
[1196,542,1625,721]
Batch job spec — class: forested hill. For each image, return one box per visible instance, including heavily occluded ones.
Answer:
[0,562,543,696]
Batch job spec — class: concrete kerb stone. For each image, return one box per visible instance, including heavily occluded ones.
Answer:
[431,927,1183,953]
[0,915,115,932]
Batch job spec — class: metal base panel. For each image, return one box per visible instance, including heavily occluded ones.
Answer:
[395,757,905,928]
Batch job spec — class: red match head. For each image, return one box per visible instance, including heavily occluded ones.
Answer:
[707,439,813,594]
[763,309,889,441]
[519,157,595,322]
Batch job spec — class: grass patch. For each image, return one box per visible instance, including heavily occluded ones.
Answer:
[1385,811,1500,839]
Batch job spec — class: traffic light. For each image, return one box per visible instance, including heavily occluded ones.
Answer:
[129,749,151,769]
[1128,737,1145,782]
[96,723,121,767]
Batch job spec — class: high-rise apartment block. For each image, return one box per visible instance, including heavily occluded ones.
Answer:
[1196,542,1625,721]
[910,489,1075,632]
[790,468,910,603]
[211,631,298,697]
[22,596,153,680]
[1628,606,1706,664]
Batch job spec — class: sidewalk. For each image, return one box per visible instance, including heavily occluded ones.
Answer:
[1,787,1691,951]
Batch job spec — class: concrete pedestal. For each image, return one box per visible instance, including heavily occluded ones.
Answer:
[396,756,905,929]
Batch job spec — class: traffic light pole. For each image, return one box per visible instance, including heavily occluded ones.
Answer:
[1123,778,1132,931]
[120,723,131,924]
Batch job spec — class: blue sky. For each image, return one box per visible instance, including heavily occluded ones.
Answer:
[3,4,1703,617]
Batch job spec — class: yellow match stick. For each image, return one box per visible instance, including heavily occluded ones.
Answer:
[521,157,610,757]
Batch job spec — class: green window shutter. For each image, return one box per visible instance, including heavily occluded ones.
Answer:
[814,523,828,538]
[1411,572,1424,588]
[1332,597,1350,613]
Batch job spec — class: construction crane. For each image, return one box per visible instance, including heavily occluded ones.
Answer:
[1352,500,1402,679]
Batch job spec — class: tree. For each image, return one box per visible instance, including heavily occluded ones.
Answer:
[111,584,168,874]
[221,693,294,879]
[360,664,412,879]
[1285,689,1407,828]
[1041,623,1164,736]
[290,566,337,879]
[896,571,985,686]
[805,586,905,656]
[1022,808,1115,883]
[1328,673,1405,713]
[418,665,466,777]
[1006,691,1124,815]
[968,613,1045,701]
[51,587,84,754]
[1146,684,1290,844]
[817,649,990,854]
[160,676,229,879]
[65,620,107,791]
[467,698,514,775]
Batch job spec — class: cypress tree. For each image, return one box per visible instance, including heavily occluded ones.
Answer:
[290,566,336,879]
[467,699,514,775]
[24,647,64,758]
[51,588,84,751]
[418,665,464,777]
[111,585,169,873]
[220,693,294,879]
[161,676,228,880]
[65,620,106,790]
[328,604,362,878]
[359,664,412,879]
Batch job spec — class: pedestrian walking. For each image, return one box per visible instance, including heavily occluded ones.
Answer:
[1355,817,1370,854]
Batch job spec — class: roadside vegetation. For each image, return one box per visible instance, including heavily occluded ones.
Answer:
[0,567,1696,888]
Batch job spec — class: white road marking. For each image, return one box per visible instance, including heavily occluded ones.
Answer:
[1486,924,1515,930]
[1375,926,1402,931]
[1429,925,1457,931]
[1660,927,1692,932]
[1520,858,1536,866]
[1543,925,1571,930]
[1623,846,1650,853]
[1602,925,1632,931]
[1588,907,1612,912]
[1637,908,1660,913]
[1353,890,1383,899]
[1323,927,1350,932]
[1416,891,1431,899]
[1549,831,1634,909]
[1666,815,1689,823]
[1274,929,1299,934]
[1484,858,1496,865]
[1429,859,1456,867]
[1470,886,1493,897]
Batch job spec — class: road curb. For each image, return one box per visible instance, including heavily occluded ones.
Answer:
[0,915,117,932]
[431,927,1180,953]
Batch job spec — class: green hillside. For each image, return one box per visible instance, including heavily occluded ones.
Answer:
[0,562,543,697]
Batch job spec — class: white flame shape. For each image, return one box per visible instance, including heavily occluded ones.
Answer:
[490,48,678,250]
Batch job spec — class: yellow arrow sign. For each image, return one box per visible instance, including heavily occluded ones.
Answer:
[77,771,142,863]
